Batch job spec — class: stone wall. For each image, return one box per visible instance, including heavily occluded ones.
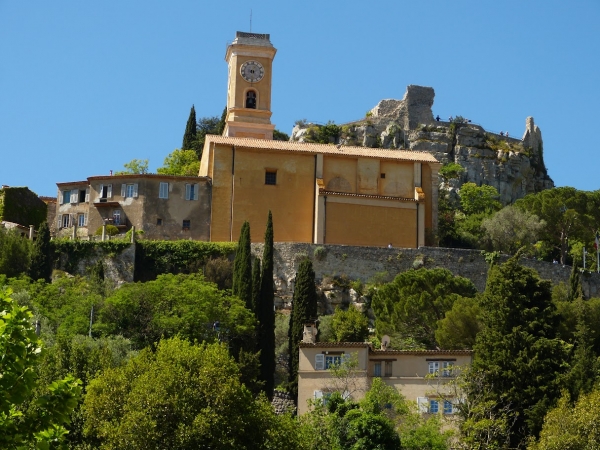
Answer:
[56,244,135,285]
[251,243,600,307]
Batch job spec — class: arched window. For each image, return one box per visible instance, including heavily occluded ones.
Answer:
[245,90,257,109]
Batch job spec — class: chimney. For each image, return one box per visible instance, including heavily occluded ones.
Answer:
[302,323,317,344]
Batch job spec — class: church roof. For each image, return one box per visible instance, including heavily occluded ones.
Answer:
[205,135,440,164]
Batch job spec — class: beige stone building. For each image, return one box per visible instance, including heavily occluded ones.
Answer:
[297,339,473,416]
[55,174,210,240]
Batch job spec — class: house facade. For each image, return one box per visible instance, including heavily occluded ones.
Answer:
[297,340,473,416]
[55,174,211,240]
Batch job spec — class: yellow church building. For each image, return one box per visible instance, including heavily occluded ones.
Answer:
[199,32,441,247]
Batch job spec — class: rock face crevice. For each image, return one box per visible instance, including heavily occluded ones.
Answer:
[290,85,553,205]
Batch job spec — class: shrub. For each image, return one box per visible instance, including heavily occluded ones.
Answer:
[94,225,119,236]
[313,246,327,261]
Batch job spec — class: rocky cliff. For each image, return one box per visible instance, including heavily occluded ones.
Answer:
[290,85,553,204]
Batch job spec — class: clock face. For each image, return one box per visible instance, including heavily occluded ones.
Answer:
[240,60,265,83]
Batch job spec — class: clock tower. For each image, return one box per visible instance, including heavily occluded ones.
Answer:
[223,32,276,140]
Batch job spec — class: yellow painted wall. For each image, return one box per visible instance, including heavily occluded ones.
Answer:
[323,156,356,193]
[357,158,379,195]
[229,149,315,243]
[209,144,235,241]
[422,163,433,230]
[325,200,417,247]
[380,161,414,198]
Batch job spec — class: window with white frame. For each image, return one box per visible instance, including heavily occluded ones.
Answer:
[417,397,455,414]
[78,189,89,203]
[442,361,453,377]
[70,190,78,204]
[428,361,439,375]
[113,210,121,225]
[185,183,199,201]
[429,361,454,377]
[315,353,345,370]
[121,183,138,198]
[325,355,342,369]
[78,214,87,227]
[159,182,169,199]
[61,214,70,228]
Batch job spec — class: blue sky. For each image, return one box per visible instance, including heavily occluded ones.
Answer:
[1,1,598,197]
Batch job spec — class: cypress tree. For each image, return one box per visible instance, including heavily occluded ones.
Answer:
[232,221,252,311]
[257,211,275,399]
[216,106,227,135]
[182,105,197,150]
[467,255,567,448]
[29,222,52,282]
[568,260,584,301]
[288,258,318,402]
[251,257,261,315]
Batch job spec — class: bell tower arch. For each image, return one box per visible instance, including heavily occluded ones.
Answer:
[223,32,276,140]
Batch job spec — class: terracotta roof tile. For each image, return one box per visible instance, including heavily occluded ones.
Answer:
[299,342,473,356]
[205,135,440,164]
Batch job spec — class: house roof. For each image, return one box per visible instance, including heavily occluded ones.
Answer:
[299,342,473,356]
[57,174,210,186]
[205,135,440,164]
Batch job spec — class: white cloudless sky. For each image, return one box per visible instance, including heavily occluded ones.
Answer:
[1,0,598,196]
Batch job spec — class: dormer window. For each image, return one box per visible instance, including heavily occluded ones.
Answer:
[246,90,257,109]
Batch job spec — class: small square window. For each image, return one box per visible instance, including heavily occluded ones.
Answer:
[444,400,453,414]
[265,171,277,185]
[381,173,386,179]
[157,218,162,226]
[182,219,191,230]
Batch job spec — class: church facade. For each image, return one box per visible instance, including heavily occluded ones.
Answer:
[199,32,441,247]
[53,31,441,248]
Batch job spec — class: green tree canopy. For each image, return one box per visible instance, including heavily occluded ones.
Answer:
[114,158,149,175]
[481,205,546,254]
[435,295,481,350]
[156,148,200,176]
[331,306,369,342]
[372,268,477,349]
[466,255,568,448]
[516,187,592,263]
[0,226,31,278]
[82,338,302,450]
[529,389,600,450]
[98,273,256,350]
[459,182,502,216]
[0,288,81,449]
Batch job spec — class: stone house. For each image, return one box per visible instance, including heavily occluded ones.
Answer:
[297,333,473,415]
[55,174,211,240]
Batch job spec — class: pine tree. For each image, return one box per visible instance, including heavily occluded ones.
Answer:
[257,211,275,399]
[182,105,197,150]
[232,221,252,311]
[29,222,52,282]
[466,255,567,448]
[251,257,261,315]
[288,258,318,402]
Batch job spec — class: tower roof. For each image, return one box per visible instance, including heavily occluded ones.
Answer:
[231,31,273,48]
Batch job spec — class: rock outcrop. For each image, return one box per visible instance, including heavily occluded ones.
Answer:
[290,85,553,205]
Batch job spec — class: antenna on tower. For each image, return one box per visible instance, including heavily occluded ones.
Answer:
[250,9,252,32]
